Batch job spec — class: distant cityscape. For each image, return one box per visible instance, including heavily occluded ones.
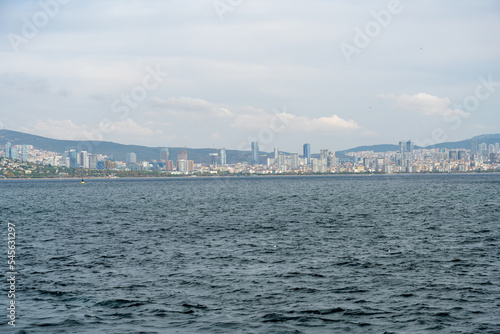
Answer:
[2,137,500,178]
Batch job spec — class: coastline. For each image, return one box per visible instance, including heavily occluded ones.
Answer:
[1,171,499,181]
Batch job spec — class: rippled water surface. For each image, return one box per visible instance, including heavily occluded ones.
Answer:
[1,174,499,333]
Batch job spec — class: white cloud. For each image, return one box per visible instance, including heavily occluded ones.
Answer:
[382,93,470,118]
[26,118,161,141]
[26,119,100,141]
[149,96,234,121]
[99,118,163,137]
[150,96,360,134]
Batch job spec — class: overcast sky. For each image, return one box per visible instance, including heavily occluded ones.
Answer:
[0,0,499,153]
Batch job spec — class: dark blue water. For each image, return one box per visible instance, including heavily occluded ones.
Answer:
[1,174,499,333]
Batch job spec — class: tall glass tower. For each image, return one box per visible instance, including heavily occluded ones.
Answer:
[4,142,12,159]
[220,148,227,165]
[160,148,169,161]
[303,143,311,164]
[21,145,28,162]
[69,149,78,168]
[251,142,259,165]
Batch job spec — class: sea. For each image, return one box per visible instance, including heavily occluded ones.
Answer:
[0,174,499,333]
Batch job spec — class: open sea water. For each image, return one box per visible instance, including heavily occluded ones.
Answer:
[0,174,499,333]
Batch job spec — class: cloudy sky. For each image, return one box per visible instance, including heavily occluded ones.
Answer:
[0,0,499,153]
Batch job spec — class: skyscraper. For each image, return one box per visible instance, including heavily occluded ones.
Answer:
[399,140,414,166]
[320,148,328,160]
[126,152,137,166]
[160,148,169,161]
[10,147,18,160]
[277,153,285,168]
[290,153,299,169]
[69,149,78,168]
[251,141,259,164]
[303,143,311,164]
[458,150,466,160]
[21,145,28,162]
[4,142,11,159]
[80,151,89,168]
[274,147,279,160]
[471,139,478,155]
[177,149,188,161]
[220,148,227,165]
[209,153,218,167]
[89,155,98,169]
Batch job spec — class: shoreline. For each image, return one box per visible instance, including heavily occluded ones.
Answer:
[1,172,500,181]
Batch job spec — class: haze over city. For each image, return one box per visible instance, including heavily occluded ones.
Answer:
[1,0,499,153]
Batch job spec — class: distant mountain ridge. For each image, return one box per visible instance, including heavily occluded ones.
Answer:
[342,134,500,153]
[1,129,499,162]
[0,129,253,164]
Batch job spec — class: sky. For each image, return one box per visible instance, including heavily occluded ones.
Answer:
[0,0,499,154]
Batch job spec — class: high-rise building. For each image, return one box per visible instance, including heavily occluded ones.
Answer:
[177,159,194,173]
[471,139,478,155]
[209,153,218,167]
[328,151,336,168]
[274,147,279,160]
[69,149,78,168]
[496,143,500,153]
[449,150,458,161]
[303,143,311,164]
[320,148,328,159]
[479,143,488,156]
[376,157,385,172]
[177,149,188,161]
[399,140,414,166]
[80,151,89,168]
[126,152,137,166]
[10,147,18,160]
[88,155,98,169]
[290,153,299,169]
[165,160,174,171]
[458,150,466,160]
[220,148,227,165]
[406,141,414,154]
[251,141,259,164]
[21,145,28,162]
[277,153,286,169]
[4,142,12,159]
[311,158,327,173]
[160,148,169,162]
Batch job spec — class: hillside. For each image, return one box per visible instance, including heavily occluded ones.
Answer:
[1,129,499,162]
[0,130,253,164]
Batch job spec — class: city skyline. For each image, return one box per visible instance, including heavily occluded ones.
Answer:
[1,1,499,152]
[4,132,500,176]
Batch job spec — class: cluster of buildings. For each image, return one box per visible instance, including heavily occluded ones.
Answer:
[2,139,500,175]
[344,140,500,173]
[124,148,198,173]
[3,142,29,162]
